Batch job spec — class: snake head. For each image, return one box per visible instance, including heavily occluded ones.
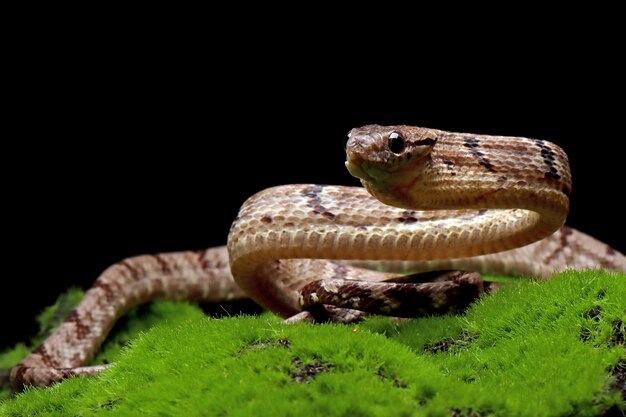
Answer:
[345,125,437,207]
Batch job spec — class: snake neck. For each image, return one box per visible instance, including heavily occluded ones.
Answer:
[360,129,570,231]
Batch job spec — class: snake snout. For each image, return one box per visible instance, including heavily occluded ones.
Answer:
[346,129,384,162]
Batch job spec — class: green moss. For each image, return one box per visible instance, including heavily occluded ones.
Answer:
[1,270,625,416]
[0,290,206,402]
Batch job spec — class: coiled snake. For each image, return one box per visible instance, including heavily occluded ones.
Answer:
[10,125,626,388]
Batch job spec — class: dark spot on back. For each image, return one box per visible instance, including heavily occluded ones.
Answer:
[463,137,496,172]
[195,249,213,271]
[544,171,561,180]
[12,366,28,386]
[303,185,336,221]
[261,216,273,224]
[542,226,574,265]
[463,137,480,148]
[302,185,325,198]
[32,344,55,366]
[153,254,172,274]
[65,310,93,341]
[479,159,495,171]
[533,139,562,181]
[397,210,419,223]
[322,212,336,220]
[119,260,141,281]
[92,280,117,303]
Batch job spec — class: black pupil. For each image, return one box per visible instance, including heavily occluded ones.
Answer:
[388,133,405,154]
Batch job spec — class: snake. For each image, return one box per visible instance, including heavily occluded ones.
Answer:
[9,125,626,388]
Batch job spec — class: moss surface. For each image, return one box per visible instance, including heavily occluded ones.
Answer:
[1,270,624,416]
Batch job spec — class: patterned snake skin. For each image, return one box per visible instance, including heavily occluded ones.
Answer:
[10,125,626,388]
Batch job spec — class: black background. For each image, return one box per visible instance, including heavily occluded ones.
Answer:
[3,34,625,350]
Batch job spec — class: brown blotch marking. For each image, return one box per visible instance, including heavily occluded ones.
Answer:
[65,310,93,341]
[12,366,28,386]
[31,344,56,367]
[544,169,561,180]
[92,280,117,303]
[478,209,488,215]
[479,159,495,171]
[302,185,336,221]
[119,260,141,281]
[533,139,562,180]
[153,254,172,274]
[195,249,213,271]
[260,215,273,224]
[606,246,616,256]
[463,137,496,173]
[463,137,480,149]
[302,184,324,198]
[397,210,418,223]
[377,276,484,317]
[543,226,574,265]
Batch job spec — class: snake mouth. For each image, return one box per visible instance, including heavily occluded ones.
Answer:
[345,159,375,183]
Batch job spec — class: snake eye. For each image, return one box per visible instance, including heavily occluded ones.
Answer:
[388,132,406,154]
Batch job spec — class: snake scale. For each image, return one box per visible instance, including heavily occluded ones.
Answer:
[10,125,626,388]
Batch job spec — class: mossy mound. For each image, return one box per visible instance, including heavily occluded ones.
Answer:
[1,270,624,416]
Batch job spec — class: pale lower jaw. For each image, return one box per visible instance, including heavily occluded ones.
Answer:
[345,160,375,183]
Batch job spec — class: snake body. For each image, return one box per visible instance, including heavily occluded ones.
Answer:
[10,125,626,388]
